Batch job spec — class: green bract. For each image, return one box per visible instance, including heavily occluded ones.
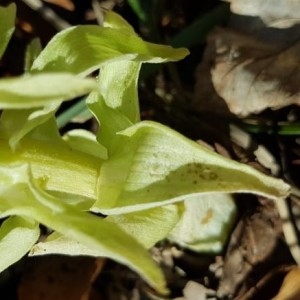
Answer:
[0,5,290,295]
[0,216,39,271]
[31,23,188,76]
[92,121,289,215]
[0,73,97,108]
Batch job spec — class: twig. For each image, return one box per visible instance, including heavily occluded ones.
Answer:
[21,0,70,30]
[231,125,300,266]
[235,264,294,300]
[275,198,300,265]
[277,138,300,265]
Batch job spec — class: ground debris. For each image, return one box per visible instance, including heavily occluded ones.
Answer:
[18,256,105,300]
[217,198,292,299]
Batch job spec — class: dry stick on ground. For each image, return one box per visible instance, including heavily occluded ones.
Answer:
[230,124,300,266]
[275,197,300,264]
[21,0,70,30]
[235,264,294,300]
[277,138,300,265]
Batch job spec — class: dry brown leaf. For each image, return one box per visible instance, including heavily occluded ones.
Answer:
[217,200,283,298]
[273,267,300,300]
[224,0,300,28]
[210,28,300,117]
[194,0,300,117]
[18,256,105,300]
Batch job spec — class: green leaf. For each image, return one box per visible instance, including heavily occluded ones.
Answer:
[0,3,16,59]
[0,73,96,109]
[92,121,290,215]
[107,204,181,249]
[103,10,136,33]
[0,216,39,272]
[87,91,133,152]
[47,192,95,211]
[31,20,189,76]
[0,132,102,199]
[30,232,105,257]
[0,163,168,294]
[30,205,180,255]
[63,129,107,160]
[31,203,180,253]
[1,105,59,150]
[25,38,42,72]
[1,112,99,208]
[97,61,141,124]
[87,60,141,151]
[168,194,236,252]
